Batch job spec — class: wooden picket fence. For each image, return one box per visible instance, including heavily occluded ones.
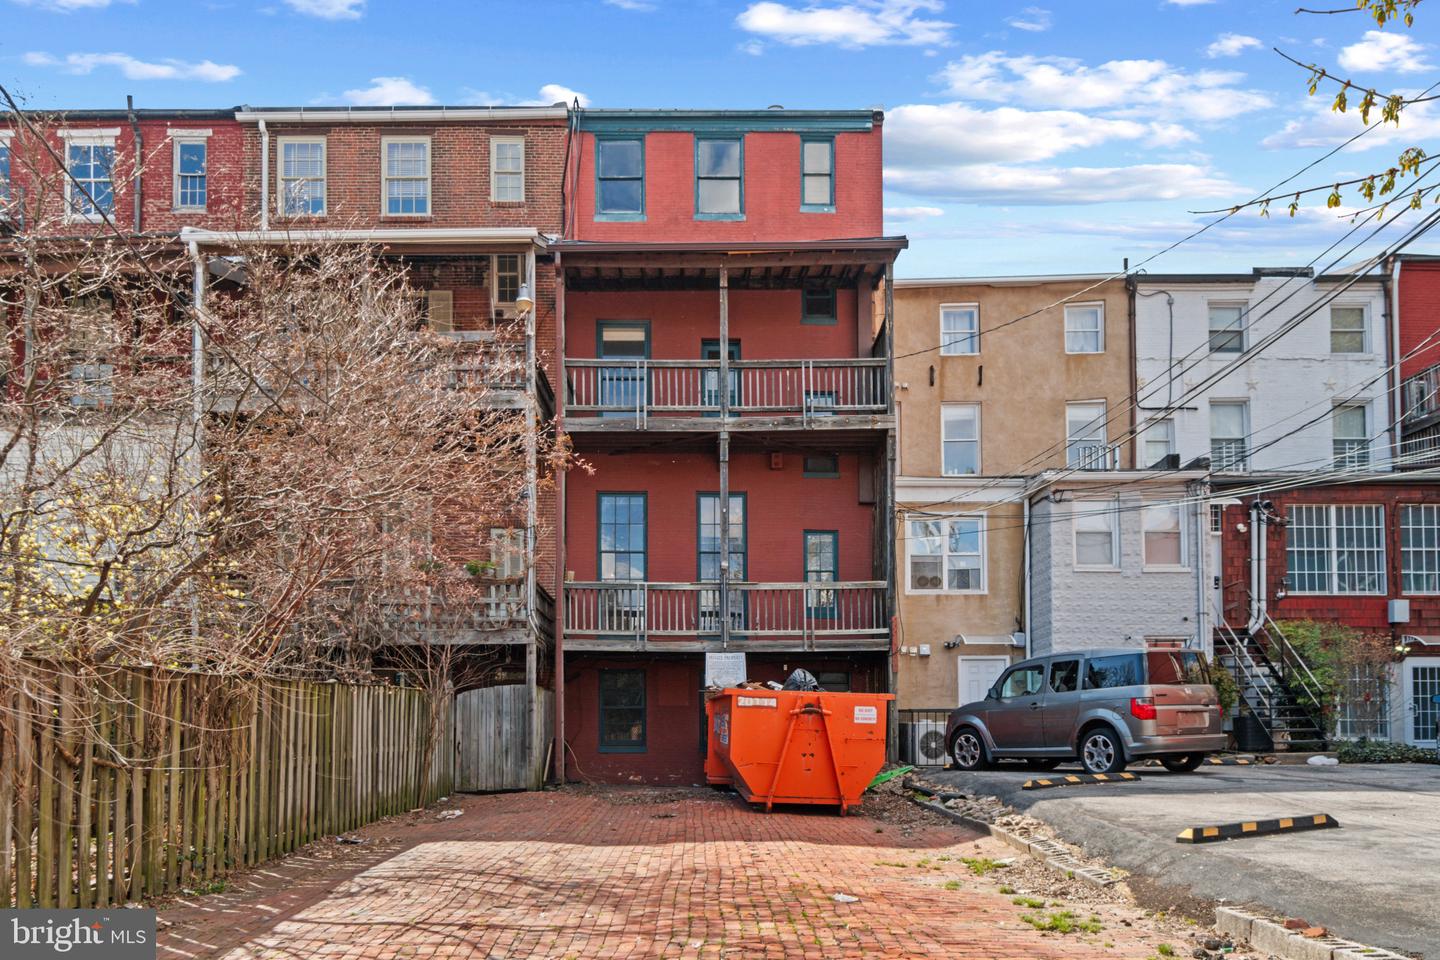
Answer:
[0,664,454,908]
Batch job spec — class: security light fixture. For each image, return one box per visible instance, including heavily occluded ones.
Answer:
[514,283,534,316]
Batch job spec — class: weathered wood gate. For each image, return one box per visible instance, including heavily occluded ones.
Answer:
[453,684,552,792]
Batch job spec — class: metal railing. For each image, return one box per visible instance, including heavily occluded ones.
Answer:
[563,580,888,643]
[1402,363,1440,423]
[1065,440,1121,470]
[1210,438,1249,472]
[1260,612,1327,711]
[563,358,888,418]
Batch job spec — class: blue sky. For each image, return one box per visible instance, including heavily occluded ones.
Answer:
[4,0,1440,276]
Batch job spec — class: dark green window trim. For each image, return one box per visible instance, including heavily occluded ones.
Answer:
[800,136,835,213]
[802,286,837,326]
[694,136,745,222]
[597,491,647,582]
[598,668,647,753]
[804,530,839,618]
[802,452,840,478]
[595,136,646,222]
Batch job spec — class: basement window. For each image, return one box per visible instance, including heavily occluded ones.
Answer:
[598,669,646,753]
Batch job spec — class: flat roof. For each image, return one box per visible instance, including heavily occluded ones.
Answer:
[576,108,879,133]
[894,273,1117,287]
[235,105,568,123]
[552,237,906,254]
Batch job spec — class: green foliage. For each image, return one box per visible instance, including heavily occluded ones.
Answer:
[1335,738,1438,764]
[1208,663,1240,716]
[1012,896,1047,908]
[999,885,1016,894]
[1270,620,1393,731]
[961,857,1003,876]
[1157,945,1176,957]
[1018,912,1103,935]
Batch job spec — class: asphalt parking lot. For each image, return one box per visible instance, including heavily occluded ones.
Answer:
[930,761,1440,955]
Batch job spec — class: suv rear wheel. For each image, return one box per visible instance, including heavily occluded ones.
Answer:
[1079,726,1127,774]
[950,728,989,771]
[1160,753,1206,773]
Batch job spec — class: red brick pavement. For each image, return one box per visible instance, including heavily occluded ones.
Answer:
[159,788,1174,959]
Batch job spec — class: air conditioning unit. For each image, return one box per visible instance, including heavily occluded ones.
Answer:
[493,303,520,322]
[901,720,949,766]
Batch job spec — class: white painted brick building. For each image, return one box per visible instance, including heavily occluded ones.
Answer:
[1133,269,1391,475]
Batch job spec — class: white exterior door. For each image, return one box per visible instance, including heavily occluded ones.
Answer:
[958,656,1009,706]
[1402,657,1440,746]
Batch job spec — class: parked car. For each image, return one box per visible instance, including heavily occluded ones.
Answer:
[945,648,1225,775]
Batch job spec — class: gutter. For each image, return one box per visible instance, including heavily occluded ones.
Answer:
[179,225,549,248]
[126,95,141,234]
[236,106,568,123]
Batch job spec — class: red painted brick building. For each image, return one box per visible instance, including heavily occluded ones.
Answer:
[551,109,904,782]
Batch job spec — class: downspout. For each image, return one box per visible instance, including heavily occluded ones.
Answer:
[553,251,567,784]
[1193,485,1208,655]
[126,95,141,234]
[1246,500,1267,634]
[1125,272,1138,467]
[1022,494,1032,659]
[258,119,270,230]
[1388,256,1402,464]
[524,246,540,787]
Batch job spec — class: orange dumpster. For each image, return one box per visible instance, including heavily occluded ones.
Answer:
[705,688,895,814]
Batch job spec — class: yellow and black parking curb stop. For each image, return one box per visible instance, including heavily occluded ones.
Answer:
[1022,772,1141,790]
[1176,813,1339,844]
[1205,756,1257,766]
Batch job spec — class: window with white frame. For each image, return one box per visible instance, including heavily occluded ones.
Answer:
[64,132,116,220]
[1208,303,1245,353]
[383,138,429,216]
[1401,504,1440,594]
[493,254,521,306]
[1142,502,1186,567]
[1332,403,1369,467]
[941,403,979,475]
[939,304,978,356]
[1066,401,1109,468]
[1286,504,1385,594]
[1209,503,1224,535]
[1334,663,1390,740]
[491,136,524,202]
[1330,305,1367,354]
[907,516,985,593]
[1142,418,1175,468]
[1073,501,1119,568]
[172,135,207,211]
[1064,303,1104,353]
[1210,401,1249,471]
[278,138,326,216]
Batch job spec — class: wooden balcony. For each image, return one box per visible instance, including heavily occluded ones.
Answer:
[380,581,554,646]
[562,580,888,652]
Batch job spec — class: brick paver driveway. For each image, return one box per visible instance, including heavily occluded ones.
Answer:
[160,787,1171,959]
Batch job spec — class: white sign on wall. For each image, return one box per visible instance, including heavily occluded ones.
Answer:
[705,652,748,689]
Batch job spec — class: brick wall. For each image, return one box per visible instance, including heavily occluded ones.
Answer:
[1399,260,1440,380]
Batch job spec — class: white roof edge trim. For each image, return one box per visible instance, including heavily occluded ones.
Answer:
[893,274,1116,287]
[179,226,548,248]
[235,107,569,123]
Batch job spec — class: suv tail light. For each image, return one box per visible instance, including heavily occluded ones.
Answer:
[1130,697,1157,721]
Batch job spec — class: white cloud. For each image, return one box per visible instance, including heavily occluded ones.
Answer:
[1262,93,1440,150]
[23,51,241,82]
[341,76,435,106]
[735,0,952,48]
[738,39,766,55]
[284,0,363,18]
[886,162,1240,205]
[1338,30,1432,74]
[937,50,1271,121]
[1206,33,1262,58]
[884,205,945,219]
[1006,6,1051,32]
[604,0,655,8]
[887,102,1158,166]
[536,84,590,107]
[461,84,591,108]
[10,0,131,9]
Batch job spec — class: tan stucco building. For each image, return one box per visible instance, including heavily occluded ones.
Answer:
[892,275,1134,710]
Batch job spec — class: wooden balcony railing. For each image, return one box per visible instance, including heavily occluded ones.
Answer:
[563,358,888,419]
[563,580,888,644]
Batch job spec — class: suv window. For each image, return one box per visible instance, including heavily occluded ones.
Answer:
[1084,653,1143,690]
[1049,659,1080,693]
[1146,650,1208,685]
[999,665,1043,699]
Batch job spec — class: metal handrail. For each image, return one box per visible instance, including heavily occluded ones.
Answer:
[1262,612,1327,708]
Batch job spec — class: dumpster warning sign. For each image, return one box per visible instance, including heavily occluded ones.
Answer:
[853,705,878,724]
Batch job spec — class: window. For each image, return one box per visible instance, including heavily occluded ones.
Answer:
[1410,663,1440,743]
[1209,503,1224,535]
[173,138,207,211]
[382,138,429,216]
[802,286,837,325]
[596,138,644,218]
[278,138,325,216]
[1401,504,1440,594]
[804,530,838,616]
[65,135,115,220]
[598,670,646,752]
[815,670,850,691]
[1333,403,1369,467]
[1286,504,1385,594]
[490,135,524,202]
[1208,303,1245,353]
[1084,653,1143,690]
[698,493,745,632]
[1331,305,1367,353]
[1048,659,1080,693]
[999,665,1044,699]
[1064,303,1104,353]
[0,136,9,203]
[939,304,979,356]
[1142,418,1175,469]
[1210,401,1249,471]
[941,403,980,475]
[1073,501,1119,568]
[485,527,523,619]
[1142,503,1186,567]
[804,391,836,417]
[598,323,649,414]
[800,137,834,210]
[66,291,114,407]
[598,493,646,582]
[1066,401,1109,468]
[695,138,743,218]
[906,516,985,593]
[803,453,839,478]
[493,254,521,306]
[1334,663,1390,740]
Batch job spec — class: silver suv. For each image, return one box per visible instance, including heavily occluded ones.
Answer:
[945,648,1225,775]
